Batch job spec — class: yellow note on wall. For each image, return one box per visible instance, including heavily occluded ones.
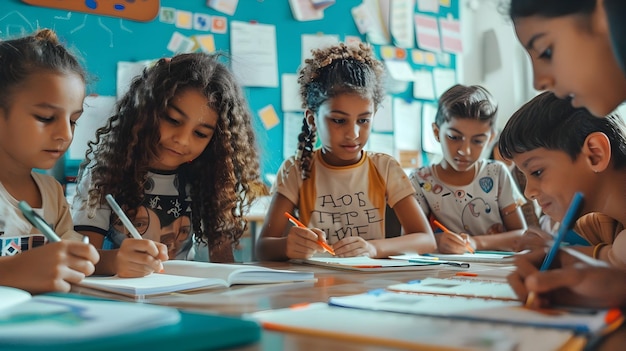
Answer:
[258,105,280,130]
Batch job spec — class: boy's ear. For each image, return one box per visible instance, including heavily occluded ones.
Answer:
[582,132,611,172]
[305,109,315,127]
[432,123,440,142]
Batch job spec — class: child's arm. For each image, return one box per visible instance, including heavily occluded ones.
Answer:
[469,206,526,251]
[256,193,327,261]
[0,241,99,294]
[333,195,437,258]
[78,230,168,277]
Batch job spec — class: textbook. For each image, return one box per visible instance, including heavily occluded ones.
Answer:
[291,256,458,271]
[0,286,260,351]
[78,261,315,297]
[248,302,577,351]
[329,290,616,334]
[386,277,519,301]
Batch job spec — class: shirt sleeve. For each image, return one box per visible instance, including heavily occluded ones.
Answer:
[408,167,432,216]
[71,169,111,236]
[495,161,526,214]
[272,156,302,206]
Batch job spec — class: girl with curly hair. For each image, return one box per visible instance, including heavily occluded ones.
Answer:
[72,53,262,276]
[257,43,436,261]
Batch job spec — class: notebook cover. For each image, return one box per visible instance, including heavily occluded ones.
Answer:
[2,293,260,351]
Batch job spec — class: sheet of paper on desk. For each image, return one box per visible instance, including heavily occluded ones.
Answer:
[248,302,575,351]
[387,277,519,300]
[329,290,612,334]
[291,256,449,271]
[424,251,516,264]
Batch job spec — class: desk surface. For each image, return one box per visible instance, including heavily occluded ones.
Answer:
[71,262,626,351]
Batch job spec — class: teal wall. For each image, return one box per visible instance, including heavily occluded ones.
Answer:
[1,0,458,182]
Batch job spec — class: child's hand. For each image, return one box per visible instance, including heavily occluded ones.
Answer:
[3,240,99,294]
[507,248,622,308]
[515,227,553,251]
[286,226,326,259]
[116,239,168,278]
[332,237,377,258]
[438,231,471,254]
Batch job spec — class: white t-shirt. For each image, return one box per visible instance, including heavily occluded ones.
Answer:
[410,160,526,236]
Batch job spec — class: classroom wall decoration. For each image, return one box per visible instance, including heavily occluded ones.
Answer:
[1,0,459,184]
[20,0,160,22]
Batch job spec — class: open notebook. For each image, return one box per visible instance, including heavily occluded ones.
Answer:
[0,287,260,350]
[329,290,615,334]
[291,256,463,271]
[78,261,315,297]
[248,302,577,351]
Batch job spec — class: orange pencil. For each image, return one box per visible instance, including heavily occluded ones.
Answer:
[284,212,336,256]
[432,219,475,254]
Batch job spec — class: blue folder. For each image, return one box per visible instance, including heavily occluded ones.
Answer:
[1,293,261,351]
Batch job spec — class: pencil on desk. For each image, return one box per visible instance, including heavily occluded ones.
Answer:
[432,219,475,254]
[284,212,335,256]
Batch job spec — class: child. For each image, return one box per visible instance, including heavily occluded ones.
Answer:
[257,43,436,261]
[490,139,541,228]
[499,92,626,265]
[511,0,626,118]
[506,0,626,308]
[0,29,99,293]
[72,53,263,276]
[410,84,527,254]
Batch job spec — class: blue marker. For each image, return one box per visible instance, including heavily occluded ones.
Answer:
[18,201,61,243]
[539,192,584,271]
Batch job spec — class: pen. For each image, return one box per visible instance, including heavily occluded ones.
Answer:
[284,212,335,256]
[18,201,61,243]
[105,194,142,239]
[525,192,584,308]
[433,219,475,254]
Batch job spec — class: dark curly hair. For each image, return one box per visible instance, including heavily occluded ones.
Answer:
[76,53,263,261]
[295,42,384,179]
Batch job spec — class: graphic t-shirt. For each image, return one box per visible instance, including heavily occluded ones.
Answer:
[273,150,415,245]
[72,169,193,260]
[410,160,526,236]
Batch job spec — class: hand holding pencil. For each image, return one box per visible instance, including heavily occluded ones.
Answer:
[433,219,475,254]
[284,212,336,257]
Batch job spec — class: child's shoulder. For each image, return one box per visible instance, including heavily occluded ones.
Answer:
[365,151,400,164]
[31,172,63,192]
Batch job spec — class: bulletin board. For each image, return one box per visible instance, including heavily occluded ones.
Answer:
[0,0,459,182]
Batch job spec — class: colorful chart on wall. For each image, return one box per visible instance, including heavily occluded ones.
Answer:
[20,0,159,22]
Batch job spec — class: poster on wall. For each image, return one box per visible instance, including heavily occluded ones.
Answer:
[20,0,160,22]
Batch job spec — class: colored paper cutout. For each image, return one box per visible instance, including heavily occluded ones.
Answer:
[20,0,160,22]
[258,105,280,130]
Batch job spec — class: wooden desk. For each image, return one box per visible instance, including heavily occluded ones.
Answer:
[71,262,624,351]
[72,263,489,351]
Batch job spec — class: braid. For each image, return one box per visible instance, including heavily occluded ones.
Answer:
[296,117,317,180]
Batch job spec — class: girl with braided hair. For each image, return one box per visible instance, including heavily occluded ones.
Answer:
[257,43,436,261]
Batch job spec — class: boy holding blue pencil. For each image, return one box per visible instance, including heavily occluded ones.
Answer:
[498,91,626,308]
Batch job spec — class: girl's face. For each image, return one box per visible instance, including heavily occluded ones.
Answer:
[434,117,493,173]
[511,148,594,221]
[151,88,218,171]
[514,12,626,117]
[311,93,374,167]
[0,72,85,173]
